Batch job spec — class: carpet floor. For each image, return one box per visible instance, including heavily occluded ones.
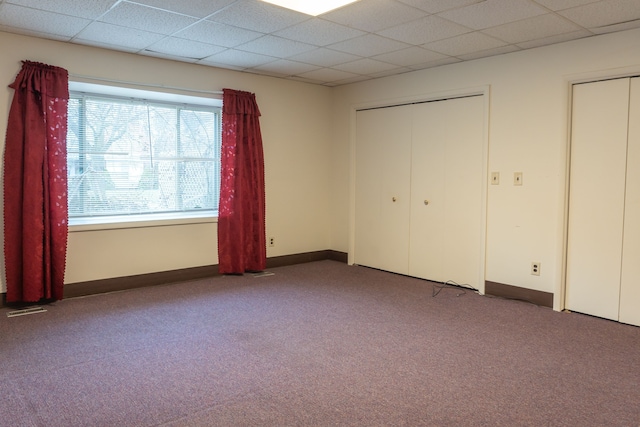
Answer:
[1,260,639,426]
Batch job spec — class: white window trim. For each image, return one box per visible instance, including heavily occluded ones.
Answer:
[67,81,222,231]
[69,211,218,232]
[68,82,222,108]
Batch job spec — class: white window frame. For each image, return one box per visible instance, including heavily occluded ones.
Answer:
[67,82,222,231]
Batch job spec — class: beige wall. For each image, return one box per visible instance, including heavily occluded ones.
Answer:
[330,28,640,310]
[4,28,640,310]
[0,31,333,287]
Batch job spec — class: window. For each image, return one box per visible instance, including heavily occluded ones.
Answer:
[66,83,221,226]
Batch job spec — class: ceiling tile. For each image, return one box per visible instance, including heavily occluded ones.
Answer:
[207,0,309,33]
[327,75,373,87]
[289,75,328,85]
[369,66,413,79]
[379,15,471,45]
[457,44,520,60]
[0,0,637,86]
[424,31,508,56]
[99,2,198,35]
[321,0,426,32]
[289,48,362,67]
[296,67,360,83]
[515,29,592,49]
[408,56,461,70]
[273,18,365,46]
[558,0,640,29]
[73,39,140,53]
[145,37,226,60]
[251,59,320,76]
[329,34,412,57]
[6,0,117,19]
[236,35,317,58]
[373,46,449,67]
[590,19,640,34]
[174,20,263,48]
[438,0,548,30]
[0,22,72,42]
[199,49,278,69]
[333,58,400,75]
[140,50,200,63]
[396,0,485,14]
[0,3,91,38]
[128,0,237,18]
[75,21,165,50]
[532,0,602,11]
[483,13,583,43]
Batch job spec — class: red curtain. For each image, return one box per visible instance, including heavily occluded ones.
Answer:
[217,89,266,274]
[3,61,69,303]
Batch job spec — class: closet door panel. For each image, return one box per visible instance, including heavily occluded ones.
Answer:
[409,101,446,281]
[409,96,484,287]
[440,96,484,288]
[566,79,630,320]
[620,77,640,327]
[355,106,412,274]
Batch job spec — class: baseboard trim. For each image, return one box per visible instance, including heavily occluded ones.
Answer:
[0,250,347,302]
[63,265,219,299]
[266,249,347,268]
[485,281,553,308]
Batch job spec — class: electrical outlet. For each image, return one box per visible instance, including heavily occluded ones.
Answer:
[531,262,540,276]
[269,237,275,247]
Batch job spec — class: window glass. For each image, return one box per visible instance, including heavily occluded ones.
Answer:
[67,88,221,224]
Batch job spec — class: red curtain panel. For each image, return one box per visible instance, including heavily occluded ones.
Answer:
[3,61,69,303]
[218,89,266,274]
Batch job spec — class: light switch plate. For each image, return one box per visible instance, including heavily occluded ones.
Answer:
[491,172,500,185]
[514,172,523,186]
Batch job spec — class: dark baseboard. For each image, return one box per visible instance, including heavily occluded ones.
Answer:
[266,249,347,268]
[485,281,553,308]
[1,250,348,304]
[63,265,220,299]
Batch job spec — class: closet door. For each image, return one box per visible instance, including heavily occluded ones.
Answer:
[620,77,640,326]
[354,105,412,275]
[409,96,484,287]
[408,100,445,281]
[566,78,630,320]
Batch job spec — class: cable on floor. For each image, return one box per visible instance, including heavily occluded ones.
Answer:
[432,280,479,297]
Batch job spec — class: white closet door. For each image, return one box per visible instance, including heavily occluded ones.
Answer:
[355,105,412,275]
[409,96,484,287]
[566,78,630,320]
[620,77,640,326]
[408,101,445,281]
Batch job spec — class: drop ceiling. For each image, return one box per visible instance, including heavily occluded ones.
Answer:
[1,0,639,86]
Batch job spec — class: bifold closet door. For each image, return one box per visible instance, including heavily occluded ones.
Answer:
[566,78,630,321]
[619,77,640,326]
[409,96,484,287]
[354,105,412,275]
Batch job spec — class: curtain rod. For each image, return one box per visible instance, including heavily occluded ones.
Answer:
[68,73,223,96]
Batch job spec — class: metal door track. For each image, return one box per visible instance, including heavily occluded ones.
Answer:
[250,271,274,278]
[6,306,47,318]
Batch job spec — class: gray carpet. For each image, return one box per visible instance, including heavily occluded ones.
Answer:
[1,260,639,426]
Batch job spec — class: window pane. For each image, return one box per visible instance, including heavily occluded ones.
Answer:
[180,160,216,210]
[67,92,220,221]
[180,109,217,158]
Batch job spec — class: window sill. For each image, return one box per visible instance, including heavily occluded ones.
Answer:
[69,212,218,232]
